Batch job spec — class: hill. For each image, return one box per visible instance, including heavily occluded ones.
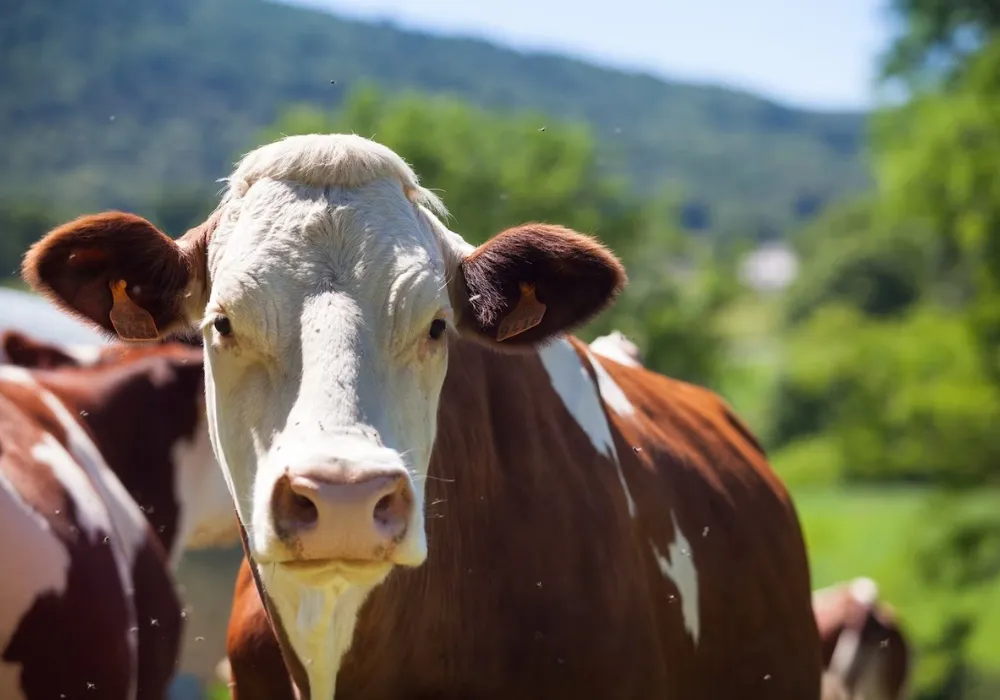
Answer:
[0,0,870,239]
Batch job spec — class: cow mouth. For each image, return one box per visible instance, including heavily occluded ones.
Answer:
[276,557,394,585]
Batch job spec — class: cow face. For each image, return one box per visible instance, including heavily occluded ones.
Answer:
[23,134,625,678]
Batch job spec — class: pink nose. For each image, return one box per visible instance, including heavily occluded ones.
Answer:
[271,468,414,562]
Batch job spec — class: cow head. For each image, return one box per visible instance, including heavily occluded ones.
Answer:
[22,134,626,694]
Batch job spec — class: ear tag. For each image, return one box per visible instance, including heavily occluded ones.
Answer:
[109,280,159,341]
[496,282,547,341]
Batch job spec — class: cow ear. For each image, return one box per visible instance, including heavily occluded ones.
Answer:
[21,211,210,342]
[1,331,79,369]
[453,223,627,348]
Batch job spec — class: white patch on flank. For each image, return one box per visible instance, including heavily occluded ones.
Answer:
[539,338,622,463]
[0,366,145,700]
[171,403,238,567]
[0,470,71,700]
[650,512,700,646]
[584,348,636,419]
[539,338,638,516]
[589,330,642,368]
[31,434,112,539]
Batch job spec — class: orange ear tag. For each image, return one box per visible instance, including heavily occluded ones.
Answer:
[496,282,547,342]
[109,280,159,341]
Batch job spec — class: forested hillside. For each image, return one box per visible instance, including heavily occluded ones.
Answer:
[1,0,868,240]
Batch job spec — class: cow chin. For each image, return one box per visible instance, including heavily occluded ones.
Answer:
[273,525,429,587]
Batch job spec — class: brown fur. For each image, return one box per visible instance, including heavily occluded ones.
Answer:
[21,212,214,342]
[457,223,627,347]
[226,336,821,699]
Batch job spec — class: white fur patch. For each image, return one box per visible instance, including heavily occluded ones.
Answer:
[170,404,237,566]
[650,512,700,646]
[589,331,642,368]
[584,348,636,419]
[31,433,113,540]
[539,339,637,516]
[0,470,71,700]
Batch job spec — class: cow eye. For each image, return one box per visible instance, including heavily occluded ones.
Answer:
[428,318,447,341]
[213,316,233,337]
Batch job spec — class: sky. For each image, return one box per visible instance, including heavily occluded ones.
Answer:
[291,0,895,111]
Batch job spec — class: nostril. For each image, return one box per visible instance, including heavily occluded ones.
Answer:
[272,476,319,537]
[372,480,411,542]
[290,492,319,526]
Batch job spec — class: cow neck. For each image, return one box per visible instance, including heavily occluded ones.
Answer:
[237,521,313,699]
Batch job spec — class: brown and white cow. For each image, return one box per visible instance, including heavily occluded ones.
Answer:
[0,363,182,699]
[814,577,911,700]
[0,331,238,699]
[21,133,822,699]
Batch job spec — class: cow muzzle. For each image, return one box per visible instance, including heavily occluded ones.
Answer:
[268,439,417,567]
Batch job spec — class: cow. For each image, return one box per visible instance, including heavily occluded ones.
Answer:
[813,577,911,700]
[0,330,239,699]
[589,329,644,367]
[0,363,182,699]
[21,132,823,699]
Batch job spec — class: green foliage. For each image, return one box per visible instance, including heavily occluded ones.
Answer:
[784,199,945,324]
[773,304,1000,485]
[0,0,868,242]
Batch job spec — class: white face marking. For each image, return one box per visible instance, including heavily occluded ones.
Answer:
[0,470,71,700]
[196,135,469,696]
[0,366,147,700]
[589,331,642,368]
[539,339,637,516]
[649,512,700,646]
[170,403,238,566]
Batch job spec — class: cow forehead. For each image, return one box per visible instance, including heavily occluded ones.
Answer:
[207,179,450,343]
[212,179,441,280]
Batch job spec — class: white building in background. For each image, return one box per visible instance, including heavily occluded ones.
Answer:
[738,243,799,293]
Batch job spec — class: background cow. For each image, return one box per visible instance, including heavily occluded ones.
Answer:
[0,329,240,697]
[0,363,182,699]
[814,577,911,700]
[22,133,823,699]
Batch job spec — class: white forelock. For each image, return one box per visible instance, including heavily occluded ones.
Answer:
[219,133,448,218]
